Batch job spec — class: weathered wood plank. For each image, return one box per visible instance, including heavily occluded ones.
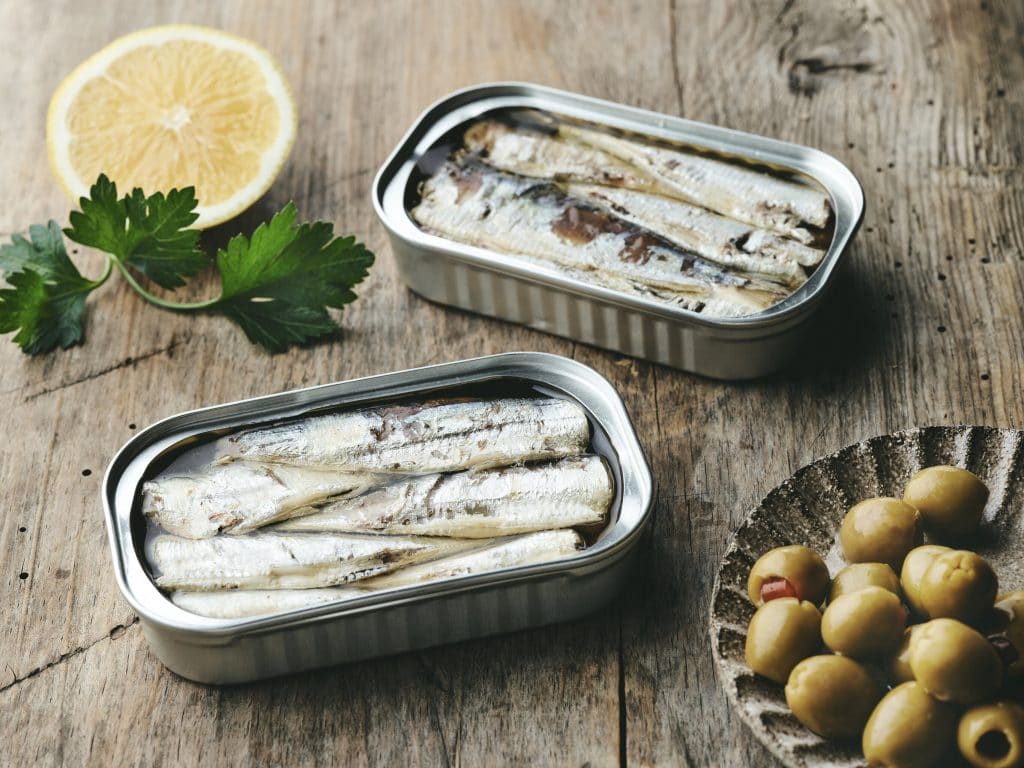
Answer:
[2,0,1023,766]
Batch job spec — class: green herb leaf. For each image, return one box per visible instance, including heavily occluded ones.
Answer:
[212,203,374,352]
[0,221,98,353]
[0,221,73,278]
[65,174,207,289]
[2,179,374,356]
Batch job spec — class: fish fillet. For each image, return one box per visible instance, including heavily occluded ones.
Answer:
[150,532,478,591]
[558,122,831,242]
[223,397,590,472]
[358,529,583,589]
[171,587,357,619]
[141,461,378,539]
[274,455,612,537]
[412,160,788,317]
[464,120,667,194]
[566,184,822,286]
[169,530,582,618]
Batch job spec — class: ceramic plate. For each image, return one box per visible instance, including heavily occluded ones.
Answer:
[710,426,1024,768]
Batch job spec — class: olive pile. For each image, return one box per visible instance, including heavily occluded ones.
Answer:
[743,465,1024,767]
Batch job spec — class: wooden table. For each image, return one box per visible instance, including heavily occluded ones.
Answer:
[2,1,1022,764]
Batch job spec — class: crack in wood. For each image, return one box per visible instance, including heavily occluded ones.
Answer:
[791,56,874,75]
[773,0,796,26]
[0,617,140,695]
[668,0,683,111]
[779,3,879,97]
[618,620,628,768]
[431,695,455,768]
[19,334,192,402]
[787,55,876,97]
[776,21,800,71]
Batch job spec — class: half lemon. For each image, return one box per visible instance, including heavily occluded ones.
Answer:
[47,25,297,229]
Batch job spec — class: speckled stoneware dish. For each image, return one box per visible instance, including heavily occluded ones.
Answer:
[710,425,1024,768]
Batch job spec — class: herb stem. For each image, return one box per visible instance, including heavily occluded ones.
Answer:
[115,262,220,311]
[88,258,114,289]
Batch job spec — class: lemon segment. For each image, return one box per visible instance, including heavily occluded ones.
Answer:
[47,25,296,229]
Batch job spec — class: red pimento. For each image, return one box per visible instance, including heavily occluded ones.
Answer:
[761,577,799,602]
[988,635,1020,667]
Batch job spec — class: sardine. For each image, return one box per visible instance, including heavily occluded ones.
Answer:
[412,160,788,317]
[274,455,612,537]
[223,397,590,473]
[150,532,478,591]
[557,122,831,243]
[464,120,666,194]
[566,184,822,287]
[141,461,378,539]
[168,530,582,618]
[171,587,357,619]
[357,529,583,589]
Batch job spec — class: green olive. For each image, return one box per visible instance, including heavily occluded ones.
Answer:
[829,562,902,603]
[887,625,923,686]
[910,618,1003,704]
[903,465,989,542]
[745,598,821,684]
[840,497,923,571]
[992,592,1024,680]
[747,545,830,607]
[957,701,1024,768]
[901,545,953,616]
[785,655,881,740]
[918,550,998,626]
[862,682,957,768]
[822,586,906,658]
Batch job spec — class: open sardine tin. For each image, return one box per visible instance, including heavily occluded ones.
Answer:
[103,353,654,683]
[374,83,864,379]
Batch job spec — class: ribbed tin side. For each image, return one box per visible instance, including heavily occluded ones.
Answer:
[146,547,637,684]
[392,241,811,379]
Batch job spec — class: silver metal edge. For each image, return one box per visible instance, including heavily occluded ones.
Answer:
[372,81,865,333]
[102,352,654,643]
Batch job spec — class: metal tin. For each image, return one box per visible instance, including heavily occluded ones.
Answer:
[373,82,864,379]
[102,352,654,684]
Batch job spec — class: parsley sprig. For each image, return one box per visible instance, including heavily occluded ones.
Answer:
[0,175,373,354]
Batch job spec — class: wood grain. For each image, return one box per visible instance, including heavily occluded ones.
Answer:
[1,0,1022,765]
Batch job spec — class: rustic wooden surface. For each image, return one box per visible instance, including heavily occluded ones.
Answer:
[1,0,1022,765]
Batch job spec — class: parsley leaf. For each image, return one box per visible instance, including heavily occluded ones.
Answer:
[0,221,98,353]
[65,174,207,289]
[0,221,70,276]
[1,176,374,356]
[213,203,374,352]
